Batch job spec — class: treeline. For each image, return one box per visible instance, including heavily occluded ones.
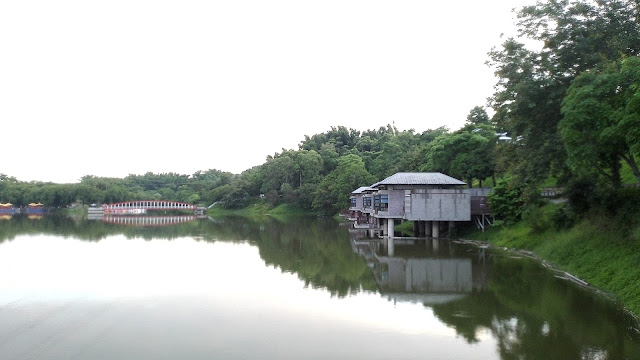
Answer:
[0,115,497,214]
[0,170,234,208]
[485,0,640,229]
[217,112,496,215]
[3,0,640,220]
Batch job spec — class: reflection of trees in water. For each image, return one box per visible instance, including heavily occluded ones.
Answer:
[0,214,105,242]
[204,216,378,297]
[354,239,640,358]
[430,254,640,359]
[0,214,377,298]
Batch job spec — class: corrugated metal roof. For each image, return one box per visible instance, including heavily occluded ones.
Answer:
[351,186,376,194]
[373,172,466,186]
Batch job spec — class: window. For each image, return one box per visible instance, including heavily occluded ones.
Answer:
[363,197,372,208]
[374,194,388,211]
[350,197,357,208]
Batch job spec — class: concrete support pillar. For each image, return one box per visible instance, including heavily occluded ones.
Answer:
[425,221,432,236]
[387,219,395,239]
[432,221,439,239]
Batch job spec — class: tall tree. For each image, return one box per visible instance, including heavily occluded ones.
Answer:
[312,154,376,215]
[422,107,496,186]
[466,106,491,126]
[488,0,640,190]
[561,57,640,185]
[369,130,420,179]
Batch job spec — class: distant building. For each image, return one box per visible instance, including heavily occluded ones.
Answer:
[348,186,376,228]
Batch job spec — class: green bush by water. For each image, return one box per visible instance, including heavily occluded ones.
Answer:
[464,200,640,316]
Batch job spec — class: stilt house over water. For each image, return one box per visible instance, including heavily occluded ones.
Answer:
[350,172,470,238]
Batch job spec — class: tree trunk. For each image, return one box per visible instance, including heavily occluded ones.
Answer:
[621,153,640,183]
[593,164,617,185]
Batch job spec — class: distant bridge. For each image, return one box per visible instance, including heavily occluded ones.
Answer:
[102,200,198,214]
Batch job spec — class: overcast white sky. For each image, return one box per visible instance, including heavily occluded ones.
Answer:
[1,0,533,184]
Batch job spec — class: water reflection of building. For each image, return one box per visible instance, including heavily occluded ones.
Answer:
[352,238,490,305]
[27,203,44,214]
[97,215,198,227]
[0,203,16,214]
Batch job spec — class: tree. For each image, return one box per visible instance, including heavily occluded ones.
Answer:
[300,126,361,156]
[370,130,421,179]
[318,143,340,175]
[260,154,295,194]
[294,150,323,187]
[221,184,249,209]
[421,110,496,187]
[466,106,490,126]
[560,57,640,185]
[488,0,640,190]
[312,154,377,215]
[487,176,525,224]
[488,38,568,187]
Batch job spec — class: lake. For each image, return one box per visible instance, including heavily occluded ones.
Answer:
[0,213,639,359]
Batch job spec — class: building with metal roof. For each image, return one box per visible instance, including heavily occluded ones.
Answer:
[350,172,471,240]
[373,172,467,187]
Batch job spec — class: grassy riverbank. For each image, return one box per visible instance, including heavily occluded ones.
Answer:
[462,202,640,316]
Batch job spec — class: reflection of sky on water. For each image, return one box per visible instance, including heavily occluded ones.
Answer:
[0,235,499,359]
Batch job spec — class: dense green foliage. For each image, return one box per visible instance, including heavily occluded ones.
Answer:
[561,57,640,185]
[488,0,640,202]
[0,170,234,208]
[487,177,525,225]
[1,115,499,213]
[211,114,498,213]
[464,191,640,315]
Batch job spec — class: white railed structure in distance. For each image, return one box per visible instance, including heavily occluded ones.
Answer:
[102,200,198,214]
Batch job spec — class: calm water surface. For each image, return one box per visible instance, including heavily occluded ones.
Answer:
[0,214,639,359]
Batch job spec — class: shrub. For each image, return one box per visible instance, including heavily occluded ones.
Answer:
[552,204,576,230]
[487,177,525,224]
[522,205,549,234]
[564,175,597,214]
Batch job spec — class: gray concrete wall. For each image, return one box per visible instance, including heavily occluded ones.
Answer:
[373,189,404,218]
[405,189,470,221]
[355,194,364,209]
[388,190,404,217]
